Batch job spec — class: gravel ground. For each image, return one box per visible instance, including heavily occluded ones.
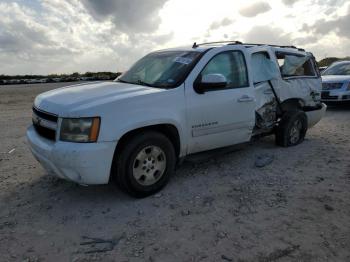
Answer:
[0,83,349,262]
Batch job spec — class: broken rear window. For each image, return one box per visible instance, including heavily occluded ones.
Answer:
[276,52,316,78]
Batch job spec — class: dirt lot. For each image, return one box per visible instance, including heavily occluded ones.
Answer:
[0,83,349,262]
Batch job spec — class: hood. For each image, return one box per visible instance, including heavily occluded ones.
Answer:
[34,81,165,116]
[321,75,350,82]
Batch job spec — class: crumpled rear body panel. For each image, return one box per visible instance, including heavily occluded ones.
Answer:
[250,48,322,129]
[254,77,321,129]
[254,81,277,129]
[278,77,321,107]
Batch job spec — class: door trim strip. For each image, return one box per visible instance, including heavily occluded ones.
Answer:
[192,121,249,137]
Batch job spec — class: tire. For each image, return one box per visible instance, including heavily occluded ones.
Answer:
[275,110,308,147]
[112,131,176,198]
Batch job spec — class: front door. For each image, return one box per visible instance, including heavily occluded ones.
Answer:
[185,49,256,154]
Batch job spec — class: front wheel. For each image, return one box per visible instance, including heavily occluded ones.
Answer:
[112,131,176,198]
[275,110,308,147]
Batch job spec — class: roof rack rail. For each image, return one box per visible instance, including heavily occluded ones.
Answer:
[243,43,305,51]
[192,41,305,52]
[192,41,243,48]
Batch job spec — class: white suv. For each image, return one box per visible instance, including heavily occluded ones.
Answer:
[27,41,326,197]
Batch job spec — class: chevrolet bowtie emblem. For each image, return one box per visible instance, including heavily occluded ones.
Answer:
[33,114,41,125]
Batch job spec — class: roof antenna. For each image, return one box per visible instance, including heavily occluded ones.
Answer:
[192,42,198,48]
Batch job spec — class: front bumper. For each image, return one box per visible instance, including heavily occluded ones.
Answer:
[26,125,117,185]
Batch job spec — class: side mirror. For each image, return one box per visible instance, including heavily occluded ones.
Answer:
[194,74,227,94]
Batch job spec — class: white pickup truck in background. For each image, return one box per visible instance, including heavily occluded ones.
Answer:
[27,41,326,197]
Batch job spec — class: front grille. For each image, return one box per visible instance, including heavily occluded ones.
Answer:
[33,123,56,140]
[321,91,338,100]
[322,82,343,90]
[32,107,58,141]
[33,107,58,122]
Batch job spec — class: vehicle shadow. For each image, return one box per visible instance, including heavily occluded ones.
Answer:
[2,144,250,214]
[0,174,129,220]
[0,133,278,230]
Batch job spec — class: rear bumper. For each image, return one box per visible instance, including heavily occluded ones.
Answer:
[26,125,117,185]
[305,103,327,128]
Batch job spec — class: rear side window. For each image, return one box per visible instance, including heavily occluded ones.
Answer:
[200,51,249,89]
[276,52,316,78]
[251,51,280,84]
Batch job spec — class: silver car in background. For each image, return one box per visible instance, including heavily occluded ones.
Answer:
[321,61,350,102]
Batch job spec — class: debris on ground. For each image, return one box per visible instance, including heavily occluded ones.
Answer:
[181,210,190,216]
[221,254,233,261]
[153,193,162,198]
[258,245,300,262]
[324,204,334,211]
[8,148,15,154]
[79,235,124,254]
[255,154,274,168]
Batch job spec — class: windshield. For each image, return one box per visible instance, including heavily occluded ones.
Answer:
[322,62,350,76]
[118,51,202,88]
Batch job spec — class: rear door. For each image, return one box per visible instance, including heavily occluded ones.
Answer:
[250,49,280,128]
[184,47,256,154]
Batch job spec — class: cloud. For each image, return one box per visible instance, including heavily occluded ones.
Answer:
[244,25,292,45]
[0,0,174,74]
[312,0,347,6]
[244,25,323,49]
[0,3,75,57]
[209,18,234,31]
[1,0,349,74]
[301,5,350,39]
[239,1,271,17]
[293,35,320,45]
[282,0,300,6]
[79,0,168,33]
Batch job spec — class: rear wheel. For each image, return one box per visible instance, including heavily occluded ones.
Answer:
[112,131,176,198]
[275,110,308,147]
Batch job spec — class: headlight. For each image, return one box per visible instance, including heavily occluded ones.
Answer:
[60,117,100,142]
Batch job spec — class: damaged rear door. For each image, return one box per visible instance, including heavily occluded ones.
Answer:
[250,49,281,129]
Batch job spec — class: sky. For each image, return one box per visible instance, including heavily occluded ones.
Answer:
[0,0,349,75]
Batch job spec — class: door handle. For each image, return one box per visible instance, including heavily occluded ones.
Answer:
[238,95,255,102]
[263,90,273,94]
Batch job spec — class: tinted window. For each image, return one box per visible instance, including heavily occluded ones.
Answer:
[119,51,202,88]
[200,51,249,89]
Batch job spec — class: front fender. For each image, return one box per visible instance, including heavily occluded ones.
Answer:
[97,86,188,156]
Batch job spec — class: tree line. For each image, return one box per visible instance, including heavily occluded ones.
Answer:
[0,72,122,82]
[317,57,350,67]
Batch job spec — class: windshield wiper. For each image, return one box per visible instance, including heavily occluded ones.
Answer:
[117,79,130,84]
[135,80,153,87]
[118,78,159,88]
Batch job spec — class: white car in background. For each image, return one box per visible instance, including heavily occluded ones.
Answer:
[27,41,326,197]
[321,61,350,102]
[318,66,327,73]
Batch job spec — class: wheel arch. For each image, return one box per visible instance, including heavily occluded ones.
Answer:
[114,124,182,161]
[280,98,306,112]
